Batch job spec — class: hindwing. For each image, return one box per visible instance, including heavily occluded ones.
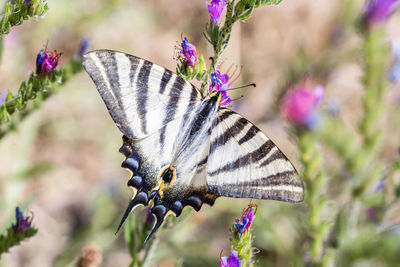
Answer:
[207,108,303,202]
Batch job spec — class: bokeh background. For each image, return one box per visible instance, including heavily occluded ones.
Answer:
[1,0,400,266]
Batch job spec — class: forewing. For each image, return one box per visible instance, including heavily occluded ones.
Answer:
[82,49,202,140]
[206,108,303,203]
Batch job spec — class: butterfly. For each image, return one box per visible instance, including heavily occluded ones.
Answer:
[82,50,303,242]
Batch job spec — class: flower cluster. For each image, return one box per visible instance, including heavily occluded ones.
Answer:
[179,37,198,67]
[281,82,324,130]
[209,69,233,106]
[364,0,399,25]
[36,46,62,74]
[220,251,242,267]
[12,207,33,234]
[206,0,227,25]
[234,203,257,235]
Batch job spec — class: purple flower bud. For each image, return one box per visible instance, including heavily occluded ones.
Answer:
[13,207,33,234]
[36,49,46,73]
[80,38,90,57]
[234,204,257,235]
[220,251,242,267]
[281,82,324,129]
[364,0,399,25]
[206,0,227,25]
[179,37,197,67]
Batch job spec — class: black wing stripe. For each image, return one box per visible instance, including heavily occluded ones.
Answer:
[181,83,201,135]
[212,109,236,127]
[210,117,248,153]
[135,60,153,135]
[236,171,299,187]
[159,69,173,94]
[238,125,259,145]
[208,139,275,176]
[159,76,184,148]
[259,149,288,167]
[100,51,123,111]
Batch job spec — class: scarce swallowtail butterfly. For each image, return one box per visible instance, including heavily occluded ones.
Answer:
[82,50,304,243]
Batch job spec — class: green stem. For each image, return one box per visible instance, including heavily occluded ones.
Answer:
[201,0,236,94]
[298,130,330,266]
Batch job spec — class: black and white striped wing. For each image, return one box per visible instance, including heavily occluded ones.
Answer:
[82,50,203,140]
[207,108,303,203]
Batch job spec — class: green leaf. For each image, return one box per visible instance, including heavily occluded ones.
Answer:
[255,0,283,7]
[0,0,48,36]
[237,5,254,21]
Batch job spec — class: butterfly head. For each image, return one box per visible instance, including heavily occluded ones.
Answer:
[209,90,223,104]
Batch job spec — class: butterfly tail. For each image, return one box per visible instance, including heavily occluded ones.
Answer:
[144,205,168,244]
[115,191,149,234]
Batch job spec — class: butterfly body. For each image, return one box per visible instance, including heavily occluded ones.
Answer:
[83,50,303,242]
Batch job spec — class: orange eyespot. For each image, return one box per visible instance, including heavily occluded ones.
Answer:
[160,165,176,185]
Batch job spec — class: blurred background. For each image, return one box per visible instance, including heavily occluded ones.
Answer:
[1,0,400,266]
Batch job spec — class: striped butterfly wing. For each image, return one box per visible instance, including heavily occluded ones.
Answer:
[83,50,219,242]
[83,50,203,140]
[207,108,303,202]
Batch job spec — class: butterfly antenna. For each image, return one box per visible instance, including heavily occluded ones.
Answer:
[115,192,149,234]
[144,205,167,244]
[226,83,256,91]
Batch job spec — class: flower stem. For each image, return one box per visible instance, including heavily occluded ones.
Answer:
[298,130,330,266]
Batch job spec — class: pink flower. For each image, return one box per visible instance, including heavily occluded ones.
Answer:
[282,83,324,129]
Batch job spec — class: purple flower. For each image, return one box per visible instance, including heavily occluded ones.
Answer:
[220,251,242,267]
[25,0,32,5]
[281,83,324,129]
[206,0,227,25]
[79,38,90,57]
[390,40,400,83]
[0,93,6,106]
[234,204,257,235]
[209,69,233,106]
[179,37,197,67]
[36,47,62,74]
[364,0,399,25]
[12,207,33,234]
